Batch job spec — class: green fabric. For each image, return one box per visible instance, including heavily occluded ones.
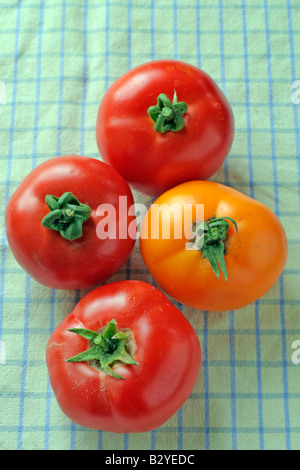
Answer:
[0,0,300,451]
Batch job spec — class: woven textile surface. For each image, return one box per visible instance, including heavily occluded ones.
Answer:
[0,0,299,450]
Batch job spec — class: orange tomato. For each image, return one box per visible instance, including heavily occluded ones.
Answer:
[140,181,288,311]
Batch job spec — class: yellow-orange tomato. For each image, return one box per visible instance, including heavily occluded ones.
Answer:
[140,181,288,311]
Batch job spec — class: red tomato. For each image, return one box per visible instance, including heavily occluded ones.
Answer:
[140,181,288,311]
[5,156,136,289]
[46,280,201,433]
[96,59,234,196]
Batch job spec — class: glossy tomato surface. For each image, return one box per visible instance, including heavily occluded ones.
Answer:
[96,60,234,196]
[140,181,288,311]
[46,280,201,433]
[5,156,136,289]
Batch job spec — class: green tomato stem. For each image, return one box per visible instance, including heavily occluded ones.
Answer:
[41,192,92,241]
[147,90,187,133]
[194,216,238,281]
[66,319,139,379]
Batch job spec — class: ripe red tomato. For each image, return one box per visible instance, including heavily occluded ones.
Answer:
[46,280,201,433]
[5,156,136,289]
[140,181,288,311]
[96,60,234,196]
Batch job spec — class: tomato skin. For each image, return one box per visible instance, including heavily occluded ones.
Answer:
[5,156,136,289]
[96,60,234,197]
[140,181,288,311]
[46,280,201,433]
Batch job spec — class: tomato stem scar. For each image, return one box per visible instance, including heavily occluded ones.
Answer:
[147,90,187,133]
[41,192,92,241]
[66,319,139,379]
[194,216,238,281]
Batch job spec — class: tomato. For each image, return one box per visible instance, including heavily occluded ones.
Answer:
[140,181,288,311]
[96,60,234,197]
[46,280,201,433]
[5,156,136,290]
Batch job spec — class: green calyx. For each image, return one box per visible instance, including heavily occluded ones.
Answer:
[193,217,238,281]
[66,319,139,379]
[41,192,92,241]
[147,90,187,133]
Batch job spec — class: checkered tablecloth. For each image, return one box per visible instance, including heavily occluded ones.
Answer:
[0,0,299,451]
